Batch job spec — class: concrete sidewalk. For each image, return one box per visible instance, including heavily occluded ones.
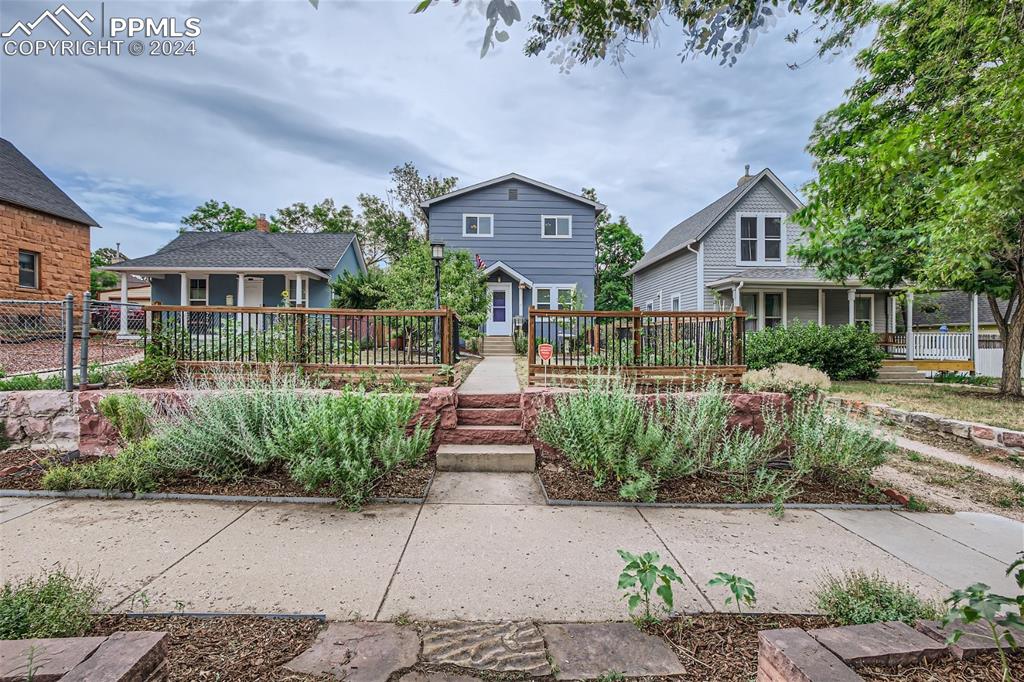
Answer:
[3,475,1021,621]
[459,356,520,394]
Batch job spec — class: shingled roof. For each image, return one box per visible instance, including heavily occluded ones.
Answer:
[628,168,801,276]
[0,138,98,226]
[108,231,359,274]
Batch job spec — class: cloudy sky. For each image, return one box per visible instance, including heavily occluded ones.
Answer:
[1,0,869,257]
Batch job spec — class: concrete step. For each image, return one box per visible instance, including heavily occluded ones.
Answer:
[877,379,933,384]
[457,407,523,426]
[441,425,530,445]
[484,349,517,356]
[458,393,521,409]
[436,444,536,472]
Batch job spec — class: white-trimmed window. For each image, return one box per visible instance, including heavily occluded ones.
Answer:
[535,285,577,310]
[740,292,758,332]
[737,213,786,264]
[740,290,787,331]
[671,294,681,312]
[542,215,572,238]
[463,214,493,237]
[854,294,874,328]
[17,250,39,289]
[644,300,654,312]
[188,277,208,306]
[764,292,784,328]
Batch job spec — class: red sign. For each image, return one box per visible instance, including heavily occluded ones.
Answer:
[538,343,553,362]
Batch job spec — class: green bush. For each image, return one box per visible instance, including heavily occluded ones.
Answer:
[41,439,161,493]
[124,349,176,386]
[746,322,886,380]
[0,569,100,639]
[98,393,151,443]
[0,374,62,391]
[788,400,893,487]
[814,570,942,625]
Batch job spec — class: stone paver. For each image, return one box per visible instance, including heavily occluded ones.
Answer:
[758,628,863,682]
[378,504,705,621]
[810,621,947,667]
[915,619,1007,660]
[421,621,550,675]
[426,472,544,505]
[641,508,948,612]
[819,509,1018,593]
[134,503,418,619]
[0,636,106,682]
[284,622,418,682]
[894,511,1024,564]
[541,623,685,680]
[0,499,250,607]
[459,356,519,394]
[0,496,55,523]
[62,631,168,682]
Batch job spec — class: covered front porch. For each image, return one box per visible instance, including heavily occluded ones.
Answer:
[708,273,982,371]
[482,261,580,338]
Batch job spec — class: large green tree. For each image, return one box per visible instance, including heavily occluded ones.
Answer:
[582,188,644,310]
[373,241,488,338]
[273,198,359,234]
[791,0,1024,394]
[89,248,126,296]
[180,200,262,232]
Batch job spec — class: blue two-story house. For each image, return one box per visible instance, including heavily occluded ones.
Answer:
[420,173,604,337]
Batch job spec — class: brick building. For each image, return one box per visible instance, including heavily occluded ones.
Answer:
[0,138,98,303]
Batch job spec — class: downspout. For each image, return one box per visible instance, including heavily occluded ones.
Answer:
[686,241,704,310]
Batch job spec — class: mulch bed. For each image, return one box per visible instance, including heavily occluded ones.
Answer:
[0,338,141,375]
[0,449,434,500]
[537,448,891,505]
[860,651,1024,681]
[88,614,330,681]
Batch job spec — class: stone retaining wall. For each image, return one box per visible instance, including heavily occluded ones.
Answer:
[825,395,1024,455]
[0,387,457,455]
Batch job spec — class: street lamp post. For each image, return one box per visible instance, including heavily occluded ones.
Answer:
[430,241,445,362]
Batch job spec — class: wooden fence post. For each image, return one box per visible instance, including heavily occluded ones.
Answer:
[527,307,536,383]
[440,307,451,365]
[297,311,308,364]
[733,306,743,365]
[632,306,642,363]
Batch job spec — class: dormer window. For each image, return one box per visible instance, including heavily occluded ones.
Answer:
[737,213,785,264]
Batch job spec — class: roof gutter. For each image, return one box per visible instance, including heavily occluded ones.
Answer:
[102,266,328,279]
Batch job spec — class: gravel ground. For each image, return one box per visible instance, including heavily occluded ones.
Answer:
[0,338,142,375]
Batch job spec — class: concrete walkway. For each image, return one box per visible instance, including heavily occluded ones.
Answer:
[459,356,520,394]
[892,432,1024,484]
[2,477,1021,621]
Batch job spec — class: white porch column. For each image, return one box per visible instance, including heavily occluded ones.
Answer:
[970,293,980,371]
[237,274,246,307]
[119,272,129,336]
[847,289,856,325]
[518,285,524,321]
[888,294,897,333]
[296,275,305,307]
[906,291,915,361]
[180,272,190,326]
[817,289,824,325]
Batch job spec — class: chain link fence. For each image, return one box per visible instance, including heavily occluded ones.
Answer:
[0,295,146,389]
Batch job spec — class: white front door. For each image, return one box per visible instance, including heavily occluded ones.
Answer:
[486,283,512,336]
[242,277,264,330]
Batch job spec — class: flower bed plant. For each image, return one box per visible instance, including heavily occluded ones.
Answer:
[536,375,893,510]
[34,369,436,507]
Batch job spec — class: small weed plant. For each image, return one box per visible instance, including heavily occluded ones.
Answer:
[942,551,1024,682]
[708,572,757,613]
[0,568,100,639]
[41,439,161,493]
[814,570,942,625]
[98,393,151,443]
[617,549,684,624]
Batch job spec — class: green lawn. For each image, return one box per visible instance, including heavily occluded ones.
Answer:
[830,381,1024,431]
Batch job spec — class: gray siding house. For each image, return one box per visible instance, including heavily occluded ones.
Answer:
[421,173,604,336]
[106,225,366,309]
[629,168,897,333]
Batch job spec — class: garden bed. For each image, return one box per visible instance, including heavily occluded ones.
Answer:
[537,447,892,506]
[0,448,434,501]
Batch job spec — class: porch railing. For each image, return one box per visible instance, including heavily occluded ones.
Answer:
[527,307,746,386]
[145,305,460,377]
[877,331,972,360]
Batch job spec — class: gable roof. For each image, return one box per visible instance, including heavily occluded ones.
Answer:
[627,168,801,276]
[419,172,606,213]
[107,231,360,277]
[0,138,98,226]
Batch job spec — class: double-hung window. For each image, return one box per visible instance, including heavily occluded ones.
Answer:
[738,214,785,264]
[671,295,681,312]
[535,286,576,310]
[763,292,784,328]
[854,294,874,328]
[463,214,493,237]
[188,278,208,306]
[542,215,572,238]
[18,250,39,289]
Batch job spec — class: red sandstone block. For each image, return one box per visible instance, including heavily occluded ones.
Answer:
[63,631,168,682]
[971,425,995,440]
[758,629,863,682]
[915,619,1008,660]
[810,621,948,667]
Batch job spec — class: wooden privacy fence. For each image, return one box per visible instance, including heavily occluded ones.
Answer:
[145,305,460,383]
[527,307,746,386]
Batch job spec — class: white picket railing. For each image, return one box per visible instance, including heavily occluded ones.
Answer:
[912,332,972,360]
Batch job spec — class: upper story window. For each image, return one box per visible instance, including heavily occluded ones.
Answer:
[737,213,786,264]
[18,250,39,289]
[542,215,572,238]
[188,278,208,306]
[463,214,493,237]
